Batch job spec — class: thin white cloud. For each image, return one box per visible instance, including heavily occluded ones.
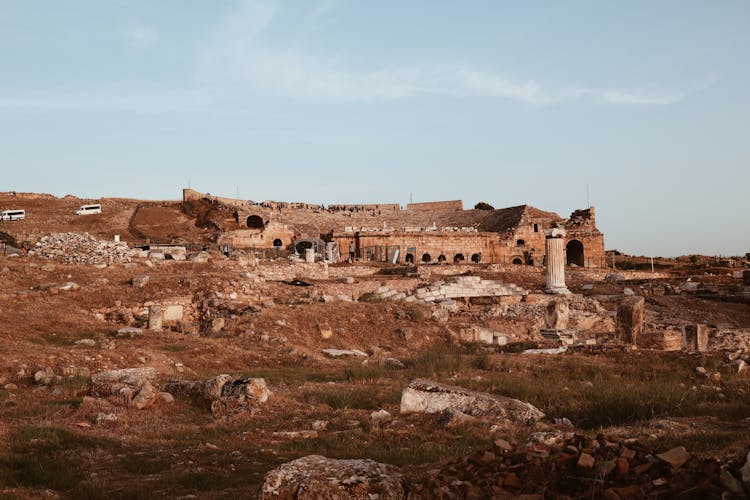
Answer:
[126,26,160,48]
[195,0,701,107]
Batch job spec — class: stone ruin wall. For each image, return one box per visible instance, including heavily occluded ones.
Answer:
[406,200,464,211]
[218,221,295,250]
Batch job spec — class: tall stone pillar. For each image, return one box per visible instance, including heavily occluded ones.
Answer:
[545,228,570,295]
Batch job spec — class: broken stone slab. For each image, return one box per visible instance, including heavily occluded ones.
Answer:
[656,446,691,469]
[322,348,368,358]
[400,379,544,425]
[161,375,270,413]
[115,327,143,338]
[683,324,709,352]
[617,296,644,345]
[90,367,160,409]
[544,299,569,330]
[272,430,319,440]
[131,275,150,288]
[523,346,568,355]
[260,455,406,500]
[91,367,157,394]
[148,305,163,331]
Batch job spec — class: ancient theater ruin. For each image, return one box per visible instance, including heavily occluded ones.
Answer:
[182,188,605,267]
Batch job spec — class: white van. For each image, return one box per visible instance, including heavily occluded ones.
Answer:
[75,204,102,216]
[0,209,25,221]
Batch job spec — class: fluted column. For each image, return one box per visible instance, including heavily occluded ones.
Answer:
[545,229,570,294]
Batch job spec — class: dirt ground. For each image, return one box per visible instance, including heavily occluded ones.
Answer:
[1,194,750,498]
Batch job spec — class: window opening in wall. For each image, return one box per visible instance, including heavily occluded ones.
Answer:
[534,224,539,232]
[421,253,432,263]
[437,254,446,263]
[516,239,525,247]
[454,253,465,263]
[471,253,481,263]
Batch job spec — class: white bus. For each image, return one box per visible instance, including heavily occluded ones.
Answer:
[0,209,25,221]
[75,204,102,215]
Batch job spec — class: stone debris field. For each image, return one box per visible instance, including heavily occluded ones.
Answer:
[0,190,750,498]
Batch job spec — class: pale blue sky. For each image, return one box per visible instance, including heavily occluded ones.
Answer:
[1,1,748,256]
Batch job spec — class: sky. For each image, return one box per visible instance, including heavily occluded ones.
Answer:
[0,0,748,257]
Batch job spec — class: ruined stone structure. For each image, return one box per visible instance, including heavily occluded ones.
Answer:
[182,188,605,267]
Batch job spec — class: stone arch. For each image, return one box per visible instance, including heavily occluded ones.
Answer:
[421,253,432,263]
[273,238,283,247]
[453,253,465,263]
[566,239,585,267]
[512,256,523,265]
[437,254,446,263]
[295,240,313,254]
[405,253,415,264]
[471,253,481,263]
[246,215,264,229]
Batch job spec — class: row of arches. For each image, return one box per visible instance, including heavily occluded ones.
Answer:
[405,252,483,264]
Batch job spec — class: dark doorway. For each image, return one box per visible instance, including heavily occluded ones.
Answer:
[566,240,585,267]
[405,253,414,264]
[246,215,264,229]
[471,253,481,263]
[437,254,446,263]
[453,253,465,263]
[421,253,432,263]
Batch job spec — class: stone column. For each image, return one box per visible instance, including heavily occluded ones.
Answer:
[148,305,163,332]
[545,229,570,294]
[304,248,315,263]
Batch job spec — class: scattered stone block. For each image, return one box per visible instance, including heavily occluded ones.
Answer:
[148,305,163,331]
[131,275,150,288]
[545,299,569,330]
[683,324,708,352]
[616,297,644,344]
[400,379,544,425]
[656,446,691,469]
[322,349,368,358]
[260,455,405,500]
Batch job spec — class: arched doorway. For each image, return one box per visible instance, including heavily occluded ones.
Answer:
[421,253,432,263]
[246,215,264,229]
[437,254,446,263]
[512,257,523,265]
[471,253,481,263]
[566,240,584,267]
[453,253,465,263]
[273,238,283,247]
[405,253,414,264]
[516,239,525,247]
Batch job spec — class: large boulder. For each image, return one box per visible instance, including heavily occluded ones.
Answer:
[400,379,544,424]
[260,455,405,499]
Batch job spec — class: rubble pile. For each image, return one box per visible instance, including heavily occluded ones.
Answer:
[31,232,131,265]
[407,432,736,498]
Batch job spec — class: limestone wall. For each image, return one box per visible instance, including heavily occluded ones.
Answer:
[407,200,463,211]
